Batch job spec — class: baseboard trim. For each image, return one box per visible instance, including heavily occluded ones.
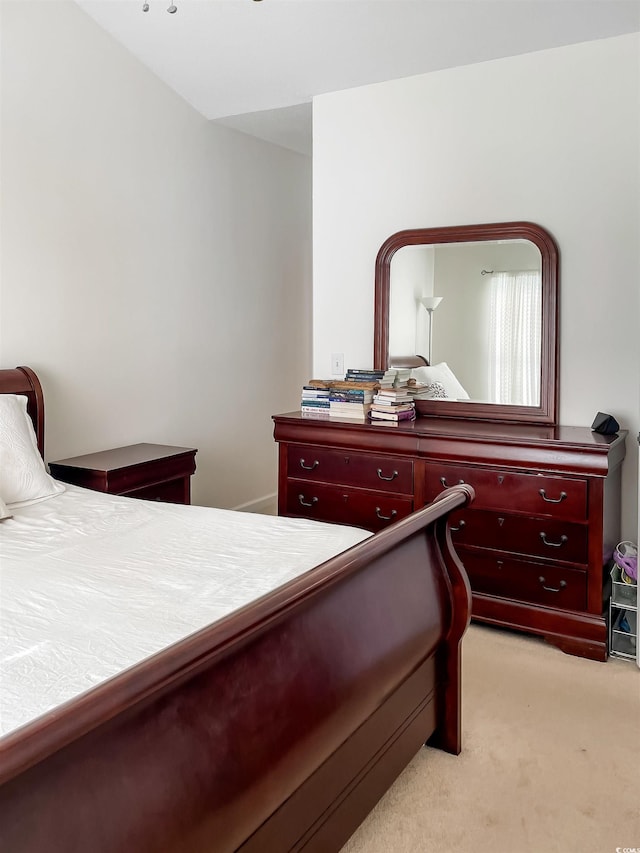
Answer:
[233,492,278,516]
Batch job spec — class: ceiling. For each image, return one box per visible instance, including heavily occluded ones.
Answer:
[76,0,640,155]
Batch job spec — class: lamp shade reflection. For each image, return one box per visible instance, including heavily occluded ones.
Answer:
[419,296,443,363]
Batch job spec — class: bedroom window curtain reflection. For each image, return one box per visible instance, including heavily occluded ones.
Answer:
[488,271,542,405]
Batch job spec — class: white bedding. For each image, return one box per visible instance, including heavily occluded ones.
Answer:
[0,485,370,738]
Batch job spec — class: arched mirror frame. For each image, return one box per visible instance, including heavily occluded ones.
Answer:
[373,221,559,425]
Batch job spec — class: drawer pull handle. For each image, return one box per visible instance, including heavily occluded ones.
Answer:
[440,477,465,488]
[298,494,318,508]
[299,459,319,471]
[538,576,567,593]
[538,489,567,504]
[377,468,399,482]
[450,520,466,533]
[540,532,568,548]
[375,507,397,521]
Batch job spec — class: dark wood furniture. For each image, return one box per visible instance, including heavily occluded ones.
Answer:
[49,443,197,505]
[273,412,627,661]
[0,366,474,853]
[389,355,429,368]
[360,219,628,658]
[375,221,559,424]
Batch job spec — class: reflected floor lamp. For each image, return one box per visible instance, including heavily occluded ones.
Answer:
[419,296,443,364]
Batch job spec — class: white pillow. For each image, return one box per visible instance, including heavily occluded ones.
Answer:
[0,495,12,521]
[411,363,470,400]
[0,394,65,507]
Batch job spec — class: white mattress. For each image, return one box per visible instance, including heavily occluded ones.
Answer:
[0,485,370,738]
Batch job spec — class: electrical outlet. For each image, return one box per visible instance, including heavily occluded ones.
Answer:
[331,352,344,376]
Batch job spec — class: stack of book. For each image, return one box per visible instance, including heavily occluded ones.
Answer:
[300,368,412,421]
[369,386,416,424]
[300,382,331,418]
[406,379,435,400]
[392,367,412,387]
[329,381,376,421]
[344,368,384,383]
[344,367,398,389]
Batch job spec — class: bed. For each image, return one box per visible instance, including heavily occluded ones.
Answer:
[0,365,474,853]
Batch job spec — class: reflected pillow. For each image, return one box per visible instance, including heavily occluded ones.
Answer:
[0,394,65,507]
[421,381,447,400]
[411,363,470,400]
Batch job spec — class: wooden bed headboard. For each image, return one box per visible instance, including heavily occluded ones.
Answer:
[0,366,45,457]
[389,354,429,368]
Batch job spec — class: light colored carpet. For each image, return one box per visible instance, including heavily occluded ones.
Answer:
[342,624,640,853]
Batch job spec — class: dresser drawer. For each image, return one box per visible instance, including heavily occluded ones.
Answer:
[286,479,413,531]
[458,546,587,612]
[448,509,589,565]
[287,445,413,494]
[424,462,587,521]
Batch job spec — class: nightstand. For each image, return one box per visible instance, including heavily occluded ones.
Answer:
[49,443,197,505]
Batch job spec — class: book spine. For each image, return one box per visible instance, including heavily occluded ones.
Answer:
[376,396,414,401]
[329,393,372,402]
[373,397,413,405]
[329,413,368,419]
[330,383,379,391]
[371,406,414,414]
[329,404,371,412]
[370,410,416,421]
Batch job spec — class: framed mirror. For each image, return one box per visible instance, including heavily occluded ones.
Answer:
[373,221,559,425]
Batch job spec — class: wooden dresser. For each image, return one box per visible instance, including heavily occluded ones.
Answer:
[273,412,627,661]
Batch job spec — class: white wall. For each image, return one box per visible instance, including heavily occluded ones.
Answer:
[0,0,311,511]
[313,34,640,541]
[432,241,541,400]
[389,245,434,357]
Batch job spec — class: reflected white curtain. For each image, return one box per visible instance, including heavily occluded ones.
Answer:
[488,271,542,405]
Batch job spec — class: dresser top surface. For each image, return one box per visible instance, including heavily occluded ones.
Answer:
[273,412,627,453]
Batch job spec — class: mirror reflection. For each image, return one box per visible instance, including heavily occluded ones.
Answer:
[389,239,542,406]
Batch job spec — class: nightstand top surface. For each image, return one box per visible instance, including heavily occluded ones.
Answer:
[50,443,197,473]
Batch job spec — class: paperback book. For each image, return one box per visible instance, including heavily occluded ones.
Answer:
[345,368,385,381]
[374,389,413,403]
[369,407,416,422]
[301,409,330,419]
[330,402,372,418]
[301,399,330,408]
[330,380,380,391]
[302,390,330,399]
[330,389,374,403]
[370,403,415,414]
[304,380,333,389]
